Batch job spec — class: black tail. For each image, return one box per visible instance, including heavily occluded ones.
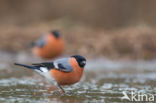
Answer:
[14,63,37,70]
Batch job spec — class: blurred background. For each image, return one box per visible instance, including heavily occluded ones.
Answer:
[0,0,156,60]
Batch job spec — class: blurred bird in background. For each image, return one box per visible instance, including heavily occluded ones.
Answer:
[31,30,64,59]
[14,55,86,93]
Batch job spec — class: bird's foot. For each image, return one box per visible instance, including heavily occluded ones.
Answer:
[47,85,57,93]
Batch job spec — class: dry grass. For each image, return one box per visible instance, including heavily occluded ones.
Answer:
[0,20,156,60]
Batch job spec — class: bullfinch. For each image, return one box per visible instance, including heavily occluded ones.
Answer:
[32,30,64,59]
[14,55,86,93]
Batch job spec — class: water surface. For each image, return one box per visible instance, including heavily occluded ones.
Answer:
[0,52,155,103]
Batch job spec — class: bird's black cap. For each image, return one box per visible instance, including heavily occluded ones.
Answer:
[71,55,86,68]
[50,30,60,38]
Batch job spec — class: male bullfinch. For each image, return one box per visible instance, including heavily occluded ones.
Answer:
[14,55,86,93]
[32,30,64,59]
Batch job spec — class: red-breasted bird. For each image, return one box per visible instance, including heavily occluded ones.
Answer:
[32,30,64,59]
[14,55,86,93]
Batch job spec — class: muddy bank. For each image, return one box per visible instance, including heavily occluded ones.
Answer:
[0,20,156,60]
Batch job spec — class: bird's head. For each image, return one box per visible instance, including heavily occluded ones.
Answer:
[71,55,86,68]
[50,30,60,39]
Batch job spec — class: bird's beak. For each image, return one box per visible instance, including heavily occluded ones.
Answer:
[81,61,86,66]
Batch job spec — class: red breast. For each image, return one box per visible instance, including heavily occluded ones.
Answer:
[33,34,64,59]
[49,58,84,85]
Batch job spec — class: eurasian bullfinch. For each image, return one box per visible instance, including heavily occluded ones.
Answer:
[32,30,64,59]
[14,55,86,93]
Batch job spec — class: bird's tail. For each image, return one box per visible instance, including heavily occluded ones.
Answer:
[26,42,35,48]
[14,63,37,70]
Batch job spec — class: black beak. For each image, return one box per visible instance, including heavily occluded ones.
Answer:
[80,61,86,67]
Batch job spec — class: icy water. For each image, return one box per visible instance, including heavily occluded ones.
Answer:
[0,52,156,103]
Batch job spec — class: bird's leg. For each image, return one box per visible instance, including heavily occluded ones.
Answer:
[58,84,65,93]
[47,85,57,93]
